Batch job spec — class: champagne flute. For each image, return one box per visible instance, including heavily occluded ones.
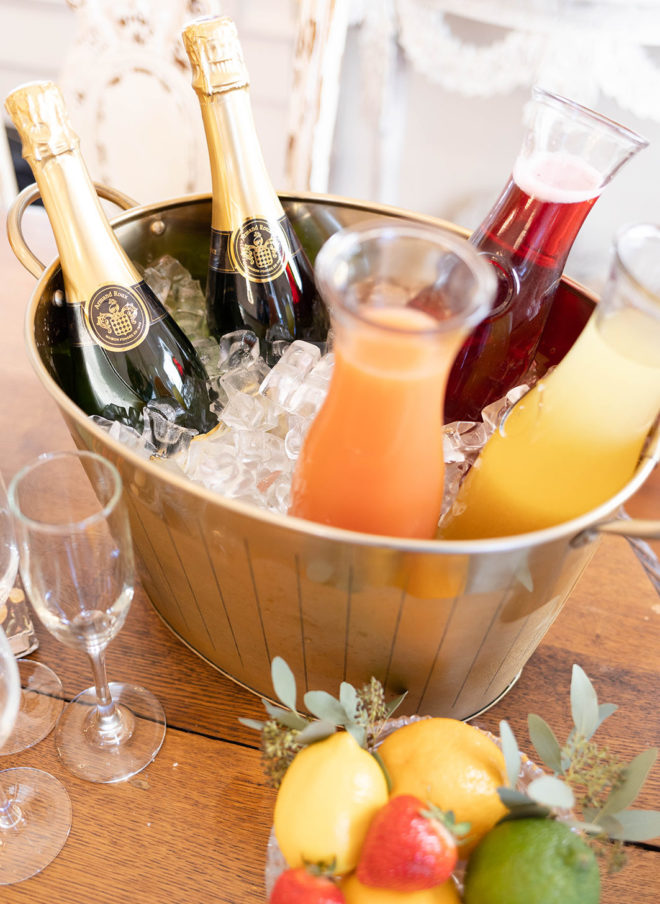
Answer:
[0,622,71,883]
[0,472,63,754]
[8,450,166,783]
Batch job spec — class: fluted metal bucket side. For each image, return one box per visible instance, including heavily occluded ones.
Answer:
[21,191,658,719]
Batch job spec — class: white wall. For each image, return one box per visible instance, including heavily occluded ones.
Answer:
[329,23,660,292]
[2,1,659,289]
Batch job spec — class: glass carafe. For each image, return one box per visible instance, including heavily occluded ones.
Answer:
[440,222,660,539]
[445,87,648,424]
[289,220,495,538]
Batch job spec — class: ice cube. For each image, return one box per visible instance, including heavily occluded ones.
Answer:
[260,341,323,410]
[259,362,303,409]
[265,323,294,362]
[174,310,207,338]
[288,374,330,419]
[152,254,193,286]
[218,330,260,372]
[280,340,321,374]
[142,268,171,304]
[221,360,271,398]
[90,416,152,458]
[142,402,198,456]
[234,431,287,469]
[284,416,310,460]
[263,473,292,514]
[174,281,205,310]
[193,337,223,378]
[221,391,282,432]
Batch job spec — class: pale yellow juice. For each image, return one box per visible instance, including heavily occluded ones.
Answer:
[440,307,660,538]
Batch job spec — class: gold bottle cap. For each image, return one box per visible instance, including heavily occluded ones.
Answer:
[182,16,249,95]
[5,80,79,162]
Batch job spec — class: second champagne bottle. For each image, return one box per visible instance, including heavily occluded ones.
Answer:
[182,16,330,360]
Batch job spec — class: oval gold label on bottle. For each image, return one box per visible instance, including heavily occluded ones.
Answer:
[232,218,287,281]
[85,285,149,351]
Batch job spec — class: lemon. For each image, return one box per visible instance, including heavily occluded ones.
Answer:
[342,873,461,904]
[463,817,601,904]
[378,718,508,855]
[274,731,389,875]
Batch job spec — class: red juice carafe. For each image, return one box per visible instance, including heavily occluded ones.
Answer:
[444,87,648,424]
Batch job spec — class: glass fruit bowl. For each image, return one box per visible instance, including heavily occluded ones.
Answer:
[264,716,555,897]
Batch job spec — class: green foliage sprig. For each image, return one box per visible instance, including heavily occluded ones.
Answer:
[497,664,660,872]
[239,657,406,787]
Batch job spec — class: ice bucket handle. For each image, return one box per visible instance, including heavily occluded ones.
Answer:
[574,511,660,596]
[6,181,138,279]
[596,518,660,540]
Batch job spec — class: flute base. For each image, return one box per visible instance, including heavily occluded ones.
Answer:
[0,661,63,756]
[55,681,166,784]
[0,767,72,884]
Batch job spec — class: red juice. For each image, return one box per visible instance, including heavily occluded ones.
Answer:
[445,153,601,423]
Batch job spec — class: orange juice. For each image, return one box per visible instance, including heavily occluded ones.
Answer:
[288,219,495,538]
[290,306,460,538]
[440,304,660,539]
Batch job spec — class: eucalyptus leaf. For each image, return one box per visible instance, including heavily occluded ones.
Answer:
[262,700,308,730]
[386,691,408,717]
[596,702,618,730]
[499,720,521,788]
[599,748,658,818]
[581,806,599,824]
[597,813,624,837]
[570,664,599,740]
[499,802,551,822]
[528,713,563,773]
[346,722,367,749]
[605,809,660,842]
[237,717,264,731]
[304,690,348,725]
[526,775,575,809]
[498,787,534,808]
[295,719,337,745]
[271,657,297,711]
[562,818,605,835]
[339,682,358,722]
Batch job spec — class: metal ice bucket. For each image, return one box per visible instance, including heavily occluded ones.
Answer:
[9,188,660,719]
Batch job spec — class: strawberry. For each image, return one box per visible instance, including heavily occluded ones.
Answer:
[356,794,461,891]
[270,867,346,904]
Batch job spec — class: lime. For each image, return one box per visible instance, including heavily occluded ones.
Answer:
[463,817,601,904]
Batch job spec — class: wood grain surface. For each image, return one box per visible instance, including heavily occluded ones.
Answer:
[0,209,657,902]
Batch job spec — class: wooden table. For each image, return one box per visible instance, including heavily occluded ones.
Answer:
[0,208,658,903]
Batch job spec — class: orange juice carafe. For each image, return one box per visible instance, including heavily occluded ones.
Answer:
[289,221,495,539]
[440,222,660,540]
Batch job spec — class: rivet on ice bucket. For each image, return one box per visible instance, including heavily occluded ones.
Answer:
[9,189,660,720]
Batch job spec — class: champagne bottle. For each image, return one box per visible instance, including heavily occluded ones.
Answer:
[444,87,648,424]
[5,81,217,434]
[182,16,329,357]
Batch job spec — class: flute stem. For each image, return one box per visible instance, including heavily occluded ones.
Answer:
[0,777,22,830]
[84,650,133,746]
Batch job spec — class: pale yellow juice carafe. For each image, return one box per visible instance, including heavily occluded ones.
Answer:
[441,302,660,539]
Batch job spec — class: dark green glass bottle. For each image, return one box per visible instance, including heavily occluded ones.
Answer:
[5,80,217,434]
[182,16,329,357]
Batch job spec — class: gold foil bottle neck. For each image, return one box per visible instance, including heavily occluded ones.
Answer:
[5,80,79,162]
[182,16,249,95]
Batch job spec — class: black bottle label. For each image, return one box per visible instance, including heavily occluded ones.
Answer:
[211,216,295,283]
[85,284,150,351]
